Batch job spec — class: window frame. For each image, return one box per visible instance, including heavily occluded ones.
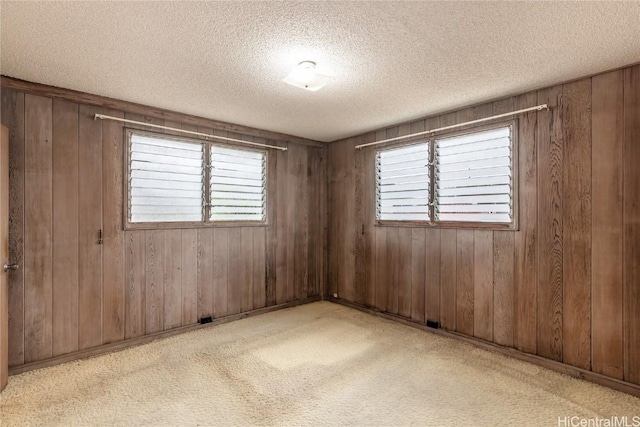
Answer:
[123,128,269,230]
[375,120,518,230]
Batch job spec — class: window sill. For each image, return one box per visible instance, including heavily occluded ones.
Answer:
[124,220,269,231]
[375,220,518,231]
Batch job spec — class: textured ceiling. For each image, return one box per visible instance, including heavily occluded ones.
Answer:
[2,1,640,142]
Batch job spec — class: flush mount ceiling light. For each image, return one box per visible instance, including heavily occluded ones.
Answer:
[283,61,331,92]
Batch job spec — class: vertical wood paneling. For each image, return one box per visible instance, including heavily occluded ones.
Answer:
[591,70,624,379]
[397,227,412,319]
[145,230,164,334]
[473,230,493,341]
[181,229,198,325]
[265,141,278,305]
[125,231,145,339]
[456,230,474,336]
[293,146,309,301]
[623,65,640,385]
[101,109,125,345]
[285,146,298,303]
[440,229,456,331]
[353,137,366,305]
[78,104,103,350]
[386,227,400,315]
[197,228,214,320]
[158,228,181,331]
[253,227,266,309]
[52,99,79,356]
[374,227,388,311]
[514,91,538,354]
[425,227,441,324]
[307,148,322,298]
[493,231,514,347]
[23,94,53,362]
[276,145,289,303]
[240,227,254,313]
[227,228,242,315]
[1,89,25,366]
[212,228,229,318]
[537,85,563,362]
[411,228,425,323]
[562,79,592,370]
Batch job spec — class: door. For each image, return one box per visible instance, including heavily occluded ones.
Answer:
[0,124,9,392]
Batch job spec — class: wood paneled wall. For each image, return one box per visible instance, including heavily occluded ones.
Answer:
[1,85,327,368]
[328,65,640,387]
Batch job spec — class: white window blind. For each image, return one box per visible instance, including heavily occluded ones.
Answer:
[434,126,513,223]
[210,145,266,221]
[376,142,430,221]
[129,133,204,223]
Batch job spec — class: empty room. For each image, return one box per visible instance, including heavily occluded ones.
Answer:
[1,1,640,426]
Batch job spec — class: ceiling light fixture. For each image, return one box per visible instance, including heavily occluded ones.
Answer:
[283,61,331,92]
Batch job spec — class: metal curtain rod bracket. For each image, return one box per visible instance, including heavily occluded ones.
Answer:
[93,114,288,151]
[355,104,549,150]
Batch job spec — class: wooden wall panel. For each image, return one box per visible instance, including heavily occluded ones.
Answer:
[562,79,592,370]
[23,94,53,363]
[440,229,456,331]
[197,228,214,320]
[292,145,309,301]
[102,109,125,345]
[4,82,324,370]
[163,229,182,330]
[51,99,79,356]
[536,86,563,362]
[275,145,289,304]
[473,230,493,342]
[623,65,640,385]
[240,227,254,313]
[265,142,278,306]
[591,70,624,379]
[145,230,164,334]
[125,231,145,339]
[410,228,425,323]
[227,228,243,316]
[353,137,366,305]
[493,231,514,347]
[253,227,266,309]
[374,227,388,312]
[456,230,474,336]
[1,89,25,366]
[78,104,103,350]
[212,228,229,319]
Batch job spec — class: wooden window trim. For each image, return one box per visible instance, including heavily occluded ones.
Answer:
[123,128,269,230]
[375,119,519,231]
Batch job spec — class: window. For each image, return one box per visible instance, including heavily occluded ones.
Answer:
[375,122,516,228]
[209,145,266,222]
[126,130,266,227]
[376,142,430,221]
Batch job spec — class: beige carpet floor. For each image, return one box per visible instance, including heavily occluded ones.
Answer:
[0,301,639,426]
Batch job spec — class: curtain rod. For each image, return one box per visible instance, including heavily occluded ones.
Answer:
[94,114,288,151]
[355,104,548,150]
